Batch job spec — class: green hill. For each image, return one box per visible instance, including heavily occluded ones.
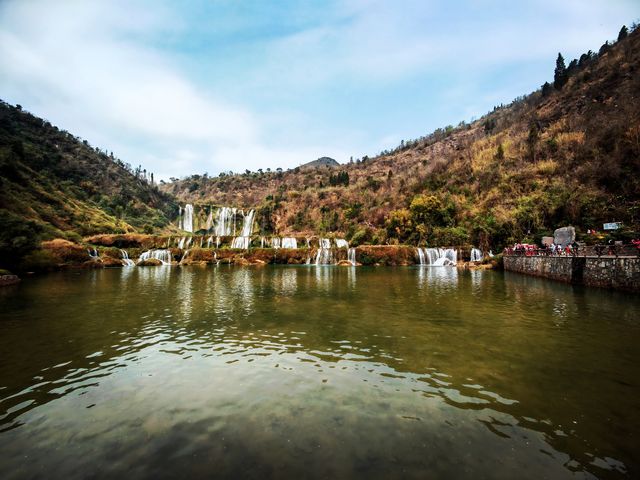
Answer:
[0,101,176,269]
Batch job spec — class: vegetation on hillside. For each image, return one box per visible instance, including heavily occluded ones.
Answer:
[163,25,640,249]
[0,101,176,270]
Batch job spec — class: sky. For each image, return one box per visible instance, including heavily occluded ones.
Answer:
[0,1,638,180]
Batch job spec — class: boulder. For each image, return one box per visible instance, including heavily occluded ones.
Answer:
[138,258,163,266]
[554,226,576,247]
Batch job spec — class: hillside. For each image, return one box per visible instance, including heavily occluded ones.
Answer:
[0,101,177,269]
[163,26,640,249]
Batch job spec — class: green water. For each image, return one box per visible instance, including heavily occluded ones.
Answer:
[0,266,638,479]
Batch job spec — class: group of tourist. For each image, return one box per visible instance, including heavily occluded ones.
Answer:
[504,243,578,256]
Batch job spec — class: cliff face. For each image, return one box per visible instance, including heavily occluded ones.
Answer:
[163,29,640,249]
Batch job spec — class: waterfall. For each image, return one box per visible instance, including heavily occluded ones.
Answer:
[213,207,235,236]
[315,238,334,265]
[260,237,265,248]
[348,248,356,266]
[271,237,281,249]
[87,248,99,258]
[306,238,310,248]
[120,249,135,267]
[207,236,213,248]
[138,249,172,265]
[178,237,186,249]
[416,248,457,266]
[335,239,349,249]
[205,210,214,230]
[231,237,251,249]
[179,204,194,232]
[240,209,255,237]
[470,248,483,262]
[180,249,190,262]
[282,238,297,249]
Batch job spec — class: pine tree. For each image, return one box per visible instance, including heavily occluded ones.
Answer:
[554,53,567,90]
[541,81,552,97]
[618,25,628,42]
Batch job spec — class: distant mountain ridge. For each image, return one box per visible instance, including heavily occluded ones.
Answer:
[300,157,340,169]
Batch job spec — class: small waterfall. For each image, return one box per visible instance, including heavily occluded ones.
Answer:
[213,207,236,236]
[231,237,251,249]
[180,249,190,263]
[138,249,172,265]
[470,248,483,262]
[315,238,334,265]
[205,210,214,230]
[282,238,297,249]
[179,204,194,232]
[216,236,221,248]
[207,236,213,248]
[261,237,265,248]
[335,239,349,249]
[240,209,255,237]
[120,249,135,266]
[348,248,356,266]
[416,248,457,266]
[271,237,282,249]
[87,248,99,258]
[178,237,186,249]
[306,238,310,248]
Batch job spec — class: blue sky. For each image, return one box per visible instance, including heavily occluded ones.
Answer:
[0,0,637,180]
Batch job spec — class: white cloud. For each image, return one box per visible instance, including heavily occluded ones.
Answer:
[1,0,637,180]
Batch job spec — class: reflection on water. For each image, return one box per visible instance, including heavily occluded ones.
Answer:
[0,266,639,479]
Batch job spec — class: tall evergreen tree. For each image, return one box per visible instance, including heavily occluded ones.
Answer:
[554,53,567,90]
[618,25,628,41]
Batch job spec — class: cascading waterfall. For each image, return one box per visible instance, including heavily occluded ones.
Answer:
[179,204,194,232]
[335,239,349,249]
[315,238,334,265]
[348,248,356,266]
[230,209,255,249]
[271,237,281,249]
[416,248,457,266]
[240,209,255,237]
[470,248,483,262]
[120,249,135,266]
[205,210,214,231]
[213,207,236,236]
[138,249,172,265]
[87,248,99,258]
[281,238,297,249]
[231,237,251,249]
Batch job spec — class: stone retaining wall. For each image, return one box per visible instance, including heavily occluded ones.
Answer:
[504,256,640,292]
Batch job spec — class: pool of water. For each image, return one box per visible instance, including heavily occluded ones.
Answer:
[0,266,638,479]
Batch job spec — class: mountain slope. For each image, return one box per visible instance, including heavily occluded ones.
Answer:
[0,101,177,268]
[163,27,640,249]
